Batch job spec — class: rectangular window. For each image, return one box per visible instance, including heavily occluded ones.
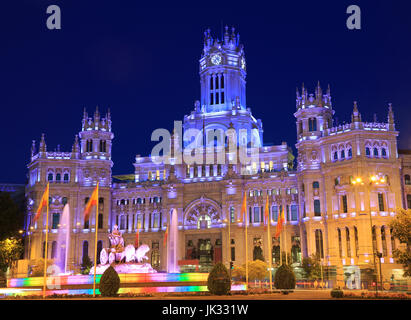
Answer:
[342,195,348,213]
[221,91,225,104]
[253,207,260,223]
[314,199,321,216]
[210,93,214,105]
[291,205,298,221]
[378,193,385,211]
[230,207,235,223]
[407,195,411,209]
[272,205,278,221]
[52,213,60,229]
[98,214,103,229]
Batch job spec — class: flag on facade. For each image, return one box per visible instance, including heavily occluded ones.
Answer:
[34,183,49,222]
[275,206,285,238]
[264,194,270,231]
[163,226,168,247]
[84,183,99,223]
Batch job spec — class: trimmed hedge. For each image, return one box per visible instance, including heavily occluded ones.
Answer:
[274,264,296,290]
[99,266,120,297]
[207,262,231,295]
[330,287,344,298]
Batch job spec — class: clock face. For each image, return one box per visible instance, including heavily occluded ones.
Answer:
[211,54,222,65]
[241,57,246,69]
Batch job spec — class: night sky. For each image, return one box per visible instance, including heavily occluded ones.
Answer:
[1,1,410,183]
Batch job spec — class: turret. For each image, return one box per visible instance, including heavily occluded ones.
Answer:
[294,82,334,141]
[79,106,114,160]
[71,135,80,159]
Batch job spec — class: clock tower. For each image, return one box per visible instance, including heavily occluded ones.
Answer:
[199,26,247,113]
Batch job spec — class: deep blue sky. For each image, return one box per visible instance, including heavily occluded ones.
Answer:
[1,0,410,183]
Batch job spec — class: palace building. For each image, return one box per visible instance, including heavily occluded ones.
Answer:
[24,27,410,287]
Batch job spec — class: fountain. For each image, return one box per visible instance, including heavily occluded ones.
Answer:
[90,225,157,274]
[55,204,70,274]
[167,208,179,273]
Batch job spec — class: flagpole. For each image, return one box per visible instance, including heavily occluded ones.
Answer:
[42,183,49,299]
[245,196,248,291]
[266,197,273,291]
[93,183,99,297]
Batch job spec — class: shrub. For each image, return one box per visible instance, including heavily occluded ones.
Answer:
[274,264,296,290]
[330,287,344,298]
[81,255,93,275]
[99,266,120,297]
[207,262,231,295]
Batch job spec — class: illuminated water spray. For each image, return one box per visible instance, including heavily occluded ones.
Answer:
[56,204,70,274]
[167,208,179,273]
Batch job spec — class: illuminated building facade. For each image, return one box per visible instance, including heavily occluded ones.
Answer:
[24,27,409,286]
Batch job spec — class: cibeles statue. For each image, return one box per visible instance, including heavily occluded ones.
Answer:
[93,225,156,274]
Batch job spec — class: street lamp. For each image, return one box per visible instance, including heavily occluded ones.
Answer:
[351,174,386,295]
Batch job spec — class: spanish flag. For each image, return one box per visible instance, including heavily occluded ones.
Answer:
[163,226,168,247]
[264,194,270,231]
[84,183,99,223]
[275,206,285,238]
[33,183,49,222]
[241,192,247,223]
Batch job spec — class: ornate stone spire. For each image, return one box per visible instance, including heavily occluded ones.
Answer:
[351,101,361,122]
[31,140,36,158]
[388,103,395,130]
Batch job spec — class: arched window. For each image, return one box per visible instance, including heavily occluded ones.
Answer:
[381,148,387,157]
[333,151,338,161]
[366,147,371,156]
[390,228,396,251]
[354,226,359,257]
[51,241,57,259]
[373,147,379,157]
[220,74,224,89]
[346,227,351,258]
[210,76,213,90]
[308,118,317,131]
[337,229,342,257]
[405,175,411,185]
[48,173,53,181]
[315,229,324,258]
[381,226,387,256]
[312,181,320,189]
[56,173,61,182]
[314,199,321,216]
[82,241,88,260]
[341,150,345,159]
[97,241,103,264]
[348,148,352,158]
[62,197,68,205]
[98,213,103,229]
[63,173,69,182]
[215,75,219,89]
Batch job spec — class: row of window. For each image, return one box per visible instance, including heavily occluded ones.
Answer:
[116,212,162,230]
[247,205,299,223]
[209,73,225,105]
[85,139,107,153]
[248,188,298,197]
[186,164,223,178]
[365,146,388,158]
[116,197,162,206]
[47,172,70,182]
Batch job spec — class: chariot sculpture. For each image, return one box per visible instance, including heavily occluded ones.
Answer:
[99,225,150,265]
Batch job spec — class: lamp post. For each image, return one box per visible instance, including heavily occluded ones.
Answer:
[351,174,386,296]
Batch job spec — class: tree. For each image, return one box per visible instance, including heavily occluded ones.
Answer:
[0,192,25,241]
[0,238,24,273]
[81,255,93,275]
[248,260,269,282]
[301,254,322,280]
[389,208,411,277]
[231,260,269,284]
[207,262,231,295]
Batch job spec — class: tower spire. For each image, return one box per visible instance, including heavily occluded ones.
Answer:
[388,103,395,130]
